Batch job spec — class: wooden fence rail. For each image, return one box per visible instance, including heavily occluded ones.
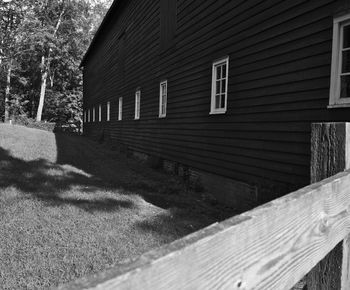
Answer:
[59,123,350,290]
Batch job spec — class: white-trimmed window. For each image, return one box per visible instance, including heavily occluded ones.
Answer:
[107,102,110,121]
[330,14,350,107]
[159,80,167,118]
[135,90,141,120]
[92,107,96,122]
[210,57,229,114]
[98,104,102,122]
[118,97,123,121]
[88,109,91,122]
[84,110,86,123]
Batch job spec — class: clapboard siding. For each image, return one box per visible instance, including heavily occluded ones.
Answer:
[83,0,350,198]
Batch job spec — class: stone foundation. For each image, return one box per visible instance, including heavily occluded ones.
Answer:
[131,149,258,211]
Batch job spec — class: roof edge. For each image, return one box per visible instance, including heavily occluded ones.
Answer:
[80,0,120,68]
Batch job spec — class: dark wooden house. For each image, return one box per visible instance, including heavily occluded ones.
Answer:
[81,0,350,209]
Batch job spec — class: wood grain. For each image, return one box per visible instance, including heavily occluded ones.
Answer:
[306,123,350,290]
[58,170,350,290]
[342,235,350,290]
[341,122,350,289]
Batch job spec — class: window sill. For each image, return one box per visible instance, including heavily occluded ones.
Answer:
[328,103,350,109]
[159,115,166,119]
[209,110,227,115]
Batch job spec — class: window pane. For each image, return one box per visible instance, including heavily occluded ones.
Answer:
[216,66,221,80]
[221,79,226,93]
[215,94,220,109]
[216,81,221,94]
[162,83,167,95]
[162,100,166,115]
[222,64,227,78]
[340,75,350,99]
[342,50,350,73]
[344,25,350,49]
[220,94,226,109]
[162,95,166,114]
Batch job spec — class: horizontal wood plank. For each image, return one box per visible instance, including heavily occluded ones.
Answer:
[82,0,350,193]
[59,170,350,290]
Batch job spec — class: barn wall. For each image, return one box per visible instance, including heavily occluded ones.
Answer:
[83,0,350,204]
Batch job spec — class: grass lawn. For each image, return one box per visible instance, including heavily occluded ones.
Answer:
[0,124,235,289]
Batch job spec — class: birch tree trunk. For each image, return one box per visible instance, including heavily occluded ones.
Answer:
[0,47,3,66]
[36,56,47,122]
[4,59,12,122]
[36,6,65,122]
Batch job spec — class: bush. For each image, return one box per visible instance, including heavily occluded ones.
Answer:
[10,114,82,134]
[27,121,56,132]
[12,115,56,132]
[53,121,82,134]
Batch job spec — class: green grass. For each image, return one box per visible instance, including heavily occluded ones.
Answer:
[0,124,234,289]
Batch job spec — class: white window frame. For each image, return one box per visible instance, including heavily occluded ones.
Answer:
[107,102,110,121]
[88,109,91,123]
[118,97,123,121]
[159,80,167,118]
[83,110,86,123]
[329,14,350,107]
[135,90,141,120]
[92,107,96,122]
[98,104,101,122]
[210,56,229,114]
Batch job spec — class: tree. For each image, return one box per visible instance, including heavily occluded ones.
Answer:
[34,0,109,122]
[0,0,32,121]
[35,0,65,121]
[0,0,112,124]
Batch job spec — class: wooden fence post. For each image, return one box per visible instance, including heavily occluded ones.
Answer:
[306,123,350,290]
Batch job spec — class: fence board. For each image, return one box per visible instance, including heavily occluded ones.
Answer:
[59,170,350,290]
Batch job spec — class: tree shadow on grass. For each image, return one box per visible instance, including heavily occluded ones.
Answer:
[54,133,197,209]
[53,133,237,232]
[0,131,234,237]
[0,146,134,213]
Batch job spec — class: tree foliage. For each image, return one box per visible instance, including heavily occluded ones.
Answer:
[0,0,111,123]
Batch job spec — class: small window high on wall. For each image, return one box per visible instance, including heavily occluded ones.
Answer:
[98,105,102,122]
[92,107,96,122]
[330,14,350,107]
[159,81,167,118]
[210,57,229,114]
[135,90,141,120]
[118,97,123,121]
[107,102,110,121]
[160,0,177,51]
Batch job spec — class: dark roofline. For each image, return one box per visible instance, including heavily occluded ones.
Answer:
[80,0,120,68]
